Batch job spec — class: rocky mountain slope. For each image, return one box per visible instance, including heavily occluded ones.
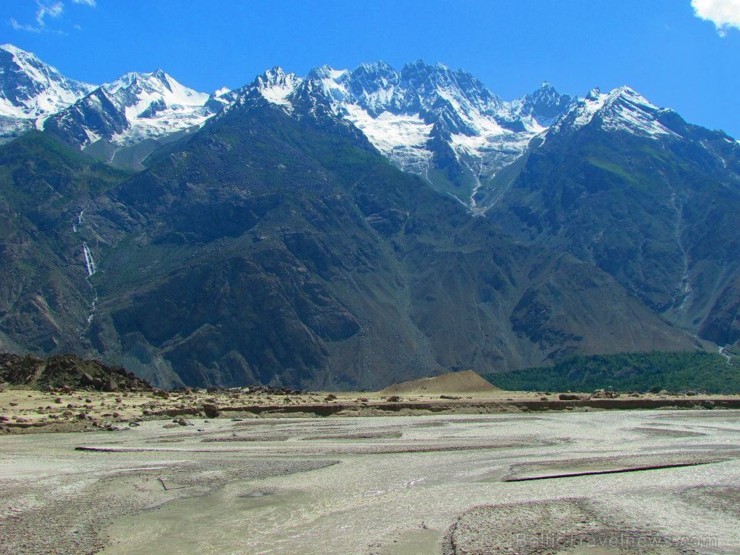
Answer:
[0,45,735,389]
[486,86,740,349]
[0,92,697,389]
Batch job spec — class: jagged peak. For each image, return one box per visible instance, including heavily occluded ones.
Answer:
[254,66,299,86]
[107,71,141,91]
[305,64,349,83]
[402,59,442,80]
[355,60,395,73]
[88,85,115,102]
[581,85,659,108]
[585,87,603,101]
[401,59,453,73]
[265,65,288,76]
[350,61,399,85]
[0,44,49,68]
[0,43,95,122]
[107,70,173,92]
[99,70,209,110]
[605,85,656,107]
[525,81,568,100]
[403,58,431,71]
[249,67,302,108]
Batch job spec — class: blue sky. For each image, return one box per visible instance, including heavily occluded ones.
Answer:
[2,0,739,137]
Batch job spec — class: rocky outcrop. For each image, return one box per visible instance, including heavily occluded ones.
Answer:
[0,353,152,391]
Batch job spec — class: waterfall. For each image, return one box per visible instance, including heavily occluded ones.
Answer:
[82,242,96,277]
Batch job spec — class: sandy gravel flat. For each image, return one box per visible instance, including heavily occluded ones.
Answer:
[0,408,738,554]
[2,386,737,434]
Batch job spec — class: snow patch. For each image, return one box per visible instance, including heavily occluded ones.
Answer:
[255,68,301,108]
[343,105,433,171]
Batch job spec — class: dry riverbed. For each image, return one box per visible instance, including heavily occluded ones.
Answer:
[0,400,738,554]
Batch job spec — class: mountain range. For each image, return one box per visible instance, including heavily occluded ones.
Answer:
[0,44,737,389]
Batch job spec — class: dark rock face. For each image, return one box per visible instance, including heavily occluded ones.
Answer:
[699,278,740,346]
[108,254,360,387]
[44,88,130,146]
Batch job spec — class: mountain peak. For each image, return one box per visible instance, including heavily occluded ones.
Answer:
[41,66,213,149]
[253,67,301,107]
[0,44,46,66]
[552,85,678,140]
[527,81,565,98]
[355,60,395,74]
[1,43,28,55]
[306,65,349,83]
[0,43,94,125]
[256,66,292,83]
[106,70,174,93]
[586,87,602,101]
[517,82,576,127]
[606,85,652,106]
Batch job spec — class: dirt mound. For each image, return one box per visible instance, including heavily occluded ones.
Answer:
[0,353,152,391]
[380,370,499,395]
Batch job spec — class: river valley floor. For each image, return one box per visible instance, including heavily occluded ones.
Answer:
[0,403,738,554]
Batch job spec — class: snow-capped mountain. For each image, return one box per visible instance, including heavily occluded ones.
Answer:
[253,67,302,108]
[245,60,577,208]
[45,69,221,149]
[550,86,681,139]
[0,44,94,141]
[0,45,232,166]
[2,44,733,210]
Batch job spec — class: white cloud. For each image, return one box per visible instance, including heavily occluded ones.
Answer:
[691,0,740,36]
[10,17,42,33]
[8,0,80,34]
[35,1,64,27]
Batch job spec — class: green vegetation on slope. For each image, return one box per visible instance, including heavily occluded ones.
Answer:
[486,350,740,394]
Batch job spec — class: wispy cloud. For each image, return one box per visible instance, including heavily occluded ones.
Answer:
[8,0,93,34]
[10,17,43,33]
[35,1,64,27]
[8,0,64,33]
[691,0,740,36]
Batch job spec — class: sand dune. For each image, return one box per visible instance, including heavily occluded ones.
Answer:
[380,370,500,395]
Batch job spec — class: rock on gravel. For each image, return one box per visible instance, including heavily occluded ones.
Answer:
[442,498,697,555]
